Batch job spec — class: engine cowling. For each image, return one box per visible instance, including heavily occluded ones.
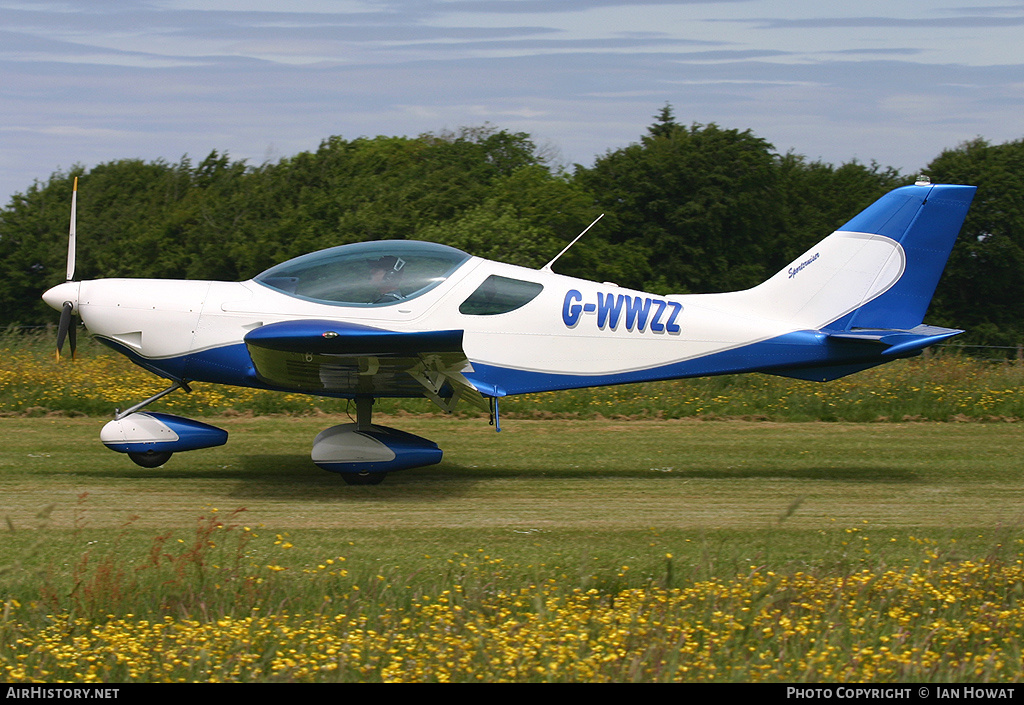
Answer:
[311,423,442,475]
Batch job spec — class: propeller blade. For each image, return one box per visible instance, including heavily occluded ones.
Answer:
[66,176,77,282]
[57,301,73,360]
[54,179,81,361]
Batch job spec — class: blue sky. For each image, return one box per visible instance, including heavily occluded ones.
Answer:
[2,1,1022,203]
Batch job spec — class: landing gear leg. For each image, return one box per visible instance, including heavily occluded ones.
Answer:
[355,396,373,431]
[338,396,388,485]
[115,380,191,420]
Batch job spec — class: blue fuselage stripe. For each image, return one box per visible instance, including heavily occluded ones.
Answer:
[99,329,896,399]
[463,331,892,396]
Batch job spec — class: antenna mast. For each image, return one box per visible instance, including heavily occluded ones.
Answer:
[541,213,604,272]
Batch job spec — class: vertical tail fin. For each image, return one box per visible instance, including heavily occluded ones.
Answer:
[738,183,975,332]
[827,183,975,331]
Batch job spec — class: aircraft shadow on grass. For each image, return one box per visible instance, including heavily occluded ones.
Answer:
[45,452,920,491]
[222,457,922,492]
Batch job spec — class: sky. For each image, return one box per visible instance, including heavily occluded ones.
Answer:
[2,0,1023,204]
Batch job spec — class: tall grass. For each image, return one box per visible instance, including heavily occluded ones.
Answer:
[4,328,1024,421]
[3,509,1024,682]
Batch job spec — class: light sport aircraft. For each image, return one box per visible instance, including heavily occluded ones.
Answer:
[43,179,976,484]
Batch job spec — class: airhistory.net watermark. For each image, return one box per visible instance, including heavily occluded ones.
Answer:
[5,688,119,700]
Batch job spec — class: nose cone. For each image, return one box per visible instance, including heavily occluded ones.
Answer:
[42,281,80,313]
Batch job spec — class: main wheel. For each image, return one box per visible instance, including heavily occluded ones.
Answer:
[341,472,387,486]
[127,450,173,468]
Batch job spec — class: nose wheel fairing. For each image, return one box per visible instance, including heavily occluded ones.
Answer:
[100,412,229,457]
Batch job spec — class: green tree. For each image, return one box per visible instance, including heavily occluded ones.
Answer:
[771,154,903,270]
[647,103,678,139]
[420,165,597,267]
[925,137,1024,346]
[240,126,549,269]
[573,116,781,294]
[0,126,556,326]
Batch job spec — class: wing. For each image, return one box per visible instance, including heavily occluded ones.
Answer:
[243,320,487,412]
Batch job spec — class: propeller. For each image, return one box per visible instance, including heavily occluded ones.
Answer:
[56,301,77,360]
[55,177,79,360]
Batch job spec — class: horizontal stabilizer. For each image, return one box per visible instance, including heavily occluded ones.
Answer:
[769,325,961,382]
[825,324,962,357]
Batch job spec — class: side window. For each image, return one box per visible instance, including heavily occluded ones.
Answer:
[460,275,544,316]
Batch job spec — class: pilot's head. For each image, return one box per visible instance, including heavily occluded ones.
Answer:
[369,255,405,291]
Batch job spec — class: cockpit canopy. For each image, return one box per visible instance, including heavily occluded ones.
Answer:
[254,240,472,306]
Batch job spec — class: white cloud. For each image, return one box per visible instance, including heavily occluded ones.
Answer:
[1,0,1022,200]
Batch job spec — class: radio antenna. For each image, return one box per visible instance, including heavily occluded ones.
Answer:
[541,213,604,272]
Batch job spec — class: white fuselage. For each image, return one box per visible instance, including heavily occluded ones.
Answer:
[41,228,904,390]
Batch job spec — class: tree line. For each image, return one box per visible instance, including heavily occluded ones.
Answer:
[2,106,1022,345]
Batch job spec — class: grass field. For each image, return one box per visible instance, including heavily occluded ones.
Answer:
[2,413,1024,682]
[4,331,1024,681]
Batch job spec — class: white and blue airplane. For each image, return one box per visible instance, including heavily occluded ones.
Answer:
[43,178,975,484]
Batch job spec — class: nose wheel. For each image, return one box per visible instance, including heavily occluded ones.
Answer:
[127,450,173,468]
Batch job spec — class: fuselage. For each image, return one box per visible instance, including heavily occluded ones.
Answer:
[40,231,906,399]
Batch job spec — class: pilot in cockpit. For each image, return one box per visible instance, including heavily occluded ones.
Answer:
[369,255,406,304]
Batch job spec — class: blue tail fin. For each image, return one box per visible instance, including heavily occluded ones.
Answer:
[829,183,975,331]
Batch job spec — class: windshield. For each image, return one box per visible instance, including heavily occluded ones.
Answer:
[254,240,472,306]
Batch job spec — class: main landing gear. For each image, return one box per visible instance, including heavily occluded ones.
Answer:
[310,397,443,485]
